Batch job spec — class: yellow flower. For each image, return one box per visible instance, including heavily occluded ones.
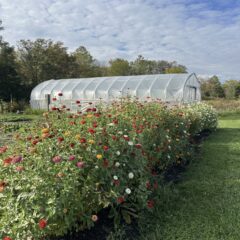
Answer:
[41,128,49,134]
[87,114,93,118]
[64,131,71,136]
[75,134,81,140]
[88,139,95,144]
[96,154,102,159]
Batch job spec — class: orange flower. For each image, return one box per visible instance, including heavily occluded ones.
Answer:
[96,154,102,159]
[41,128,49,134]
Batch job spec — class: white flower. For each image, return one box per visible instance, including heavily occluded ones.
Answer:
[92,149,97,153]
[167,154,171,159]
[168,145,171,149]
[116,151,120,156]
[107,123,115,126]
[115,162,120,167]
[113,175,118,180]
[125,188,131,194]
[128,172,134,179]
[118,131,123,135]
[123,135,128,138]
[95,165,99,169]
[128,141,133,146]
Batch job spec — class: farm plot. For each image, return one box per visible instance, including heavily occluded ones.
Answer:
[0,100,217,240]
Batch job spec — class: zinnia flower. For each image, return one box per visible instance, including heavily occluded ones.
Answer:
[52,156,62,163]
[3,236,12,240]
[96,154,102,159]
[69,155,75,161]
[125,188,131,194]
[128,172,134,179]
[117,196,125,204]
[91,215,98,222]
[11,155,22,164]
[39,219,47,229]
[76,161,85,169]
[147,200,154,209]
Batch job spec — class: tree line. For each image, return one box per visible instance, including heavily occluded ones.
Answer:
[200,76,240,100]
[0,21,187,101]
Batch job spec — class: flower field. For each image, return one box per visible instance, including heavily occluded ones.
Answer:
[0,99,217,240]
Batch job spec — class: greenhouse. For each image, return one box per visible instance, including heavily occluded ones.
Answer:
[30,73,201,111]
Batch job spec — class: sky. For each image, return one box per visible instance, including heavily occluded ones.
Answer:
[0,0,239,81]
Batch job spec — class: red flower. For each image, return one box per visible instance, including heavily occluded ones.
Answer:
[88,128,96,134]
[3,236,12,240]
[80,138,86,143]
[52,97,57,101]
[103,159,109,168]
[113,119,118,124]
[32,139,39,145]
[70,143,75,148]
[76,100,81,104]
[93,122,98,128]
[80,120,86,125]
[112,135,117,141]
[146,181,151,189]
[147,200,154,209]
[103,146,109,151]
[57,137,64,143]
[113,179,120,186]
[39,219,47,229]
[135,144,142,149]
[153,181,158,189]
[51,107,57,111]
[117,196,125,204]
[58,93,63,96]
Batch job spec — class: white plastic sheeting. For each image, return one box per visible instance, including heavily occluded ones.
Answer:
[30,73,201,110]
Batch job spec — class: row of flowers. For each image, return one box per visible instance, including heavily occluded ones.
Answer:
[0,99,217,239]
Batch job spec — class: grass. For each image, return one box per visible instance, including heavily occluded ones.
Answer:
[140,113,240,240]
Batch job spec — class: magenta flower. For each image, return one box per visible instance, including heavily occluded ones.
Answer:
[52,156,62,163]
[76,161,85,169]
[69,155,76,161]
[11,155,23,164]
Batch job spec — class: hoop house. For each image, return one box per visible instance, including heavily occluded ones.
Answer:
[30,73,201,110]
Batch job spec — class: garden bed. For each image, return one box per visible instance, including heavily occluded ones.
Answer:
[0,100,217,240]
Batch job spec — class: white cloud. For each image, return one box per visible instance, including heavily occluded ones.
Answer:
[0,0,239,80]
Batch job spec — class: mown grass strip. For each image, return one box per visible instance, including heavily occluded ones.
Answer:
[140,113,240,240]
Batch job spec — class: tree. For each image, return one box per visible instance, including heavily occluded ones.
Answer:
[0,20,3,42]
[201,76,224,99]
[108,58,130,76]
[0,41,22,101]
[130,56,187,75]
[223,80,240,99]
[70,46,99,77]
[17,39,71,87]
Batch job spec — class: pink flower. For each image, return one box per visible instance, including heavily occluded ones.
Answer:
[69,155,76,161]
[16,166,24,172]
[11,155,23,164]
[52,156,62,163]
[76,161,85,169]
[0,146,8,154]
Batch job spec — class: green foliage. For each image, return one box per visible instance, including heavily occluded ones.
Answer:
[108,58,131,76]
[222,80,240,99]
[201,76,225,99]
[0,42,23,101]
[0,100,217,239]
